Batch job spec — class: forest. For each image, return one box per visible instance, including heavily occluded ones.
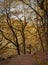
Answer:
[0,0,48,65]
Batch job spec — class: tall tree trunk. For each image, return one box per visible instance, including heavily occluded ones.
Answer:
[22,30,26,54]
[16,38,20,55]
[45,0,48,48]
[36,20,44,51]
[6,13,20,55]
[46,11,48,48]
[37,26,44,51]
[17,44,20,55]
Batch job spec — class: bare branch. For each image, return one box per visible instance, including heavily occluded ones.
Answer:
[0,30,17,46]
[22,0,43,21]
[0,42,10,50]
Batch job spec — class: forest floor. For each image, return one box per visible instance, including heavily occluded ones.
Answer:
[0,50,48,65]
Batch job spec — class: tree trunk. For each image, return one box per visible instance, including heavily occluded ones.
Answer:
[17,44,20,55]
[22,30,26,54]
[36,21,44,51]
[46,13,48,48]
[45,0,48,48]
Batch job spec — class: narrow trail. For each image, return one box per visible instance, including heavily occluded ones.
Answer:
[0,51,48,65]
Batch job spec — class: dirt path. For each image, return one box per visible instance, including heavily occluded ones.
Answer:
[0,51,48,65]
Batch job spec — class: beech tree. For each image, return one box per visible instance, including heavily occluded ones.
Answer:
[36,0,48,48]
[0,0,20,55]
